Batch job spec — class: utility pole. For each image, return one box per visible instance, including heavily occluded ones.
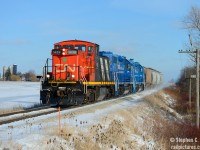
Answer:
[189,76,192,109]
[185,69,193,110]
[189,75,196,110]
[196,49,199,129]
[179,49,199,129]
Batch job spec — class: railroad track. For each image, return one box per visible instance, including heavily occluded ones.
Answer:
[0,104,50,118]
[0,100,111,125]
[0,101,91,125]
[0,92,142,126]
[0,105,56,125]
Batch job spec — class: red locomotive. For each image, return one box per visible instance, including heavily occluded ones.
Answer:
[51,40,96,81]
[41,40,115,105]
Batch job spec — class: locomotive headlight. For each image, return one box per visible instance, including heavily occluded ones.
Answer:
[62,52,65,55]
[46,74,50,78]
[62,48,65,51]
[72,74,75,78]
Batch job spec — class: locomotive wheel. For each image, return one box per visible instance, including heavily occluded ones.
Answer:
[136,85,140,92]
[141,84,145,91]
[84,93,95,103]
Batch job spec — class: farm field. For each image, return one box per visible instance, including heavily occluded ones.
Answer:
[0,81,40,113]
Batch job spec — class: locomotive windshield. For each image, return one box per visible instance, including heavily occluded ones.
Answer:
[54,44,90,53]
[75,45,86,52]
[63,45,74,49]
[55,45,61,49]
[88,46,93,52]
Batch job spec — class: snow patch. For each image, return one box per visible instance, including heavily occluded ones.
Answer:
[0,81,40,109]
[162,93,176,107]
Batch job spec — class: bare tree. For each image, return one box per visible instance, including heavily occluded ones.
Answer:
[10,74,21,81]
[24,70,37,81]
[183,6,200,31]
[183,6,200,62]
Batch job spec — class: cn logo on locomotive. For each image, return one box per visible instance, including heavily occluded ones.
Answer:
[55,64,76,72]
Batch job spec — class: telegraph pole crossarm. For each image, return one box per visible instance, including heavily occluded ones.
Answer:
[178,49,195,54]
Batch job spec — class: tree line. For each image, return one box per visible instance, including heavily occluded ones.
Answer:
[176,6,200,111]
[3,69,38,82]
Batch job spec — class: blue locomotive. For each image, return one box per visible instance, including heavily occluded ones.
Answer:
[134,62,145,91]
[99,51,137,96]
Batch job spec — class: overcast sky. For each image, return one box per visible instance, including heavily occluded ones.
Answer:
[0,0,200,82]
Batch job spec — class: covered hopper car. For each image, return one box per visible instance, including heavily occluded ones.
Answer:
[144,67,163,87]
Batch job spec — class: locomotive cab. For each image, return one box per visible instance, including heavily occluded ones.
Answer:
[50,40,98,82]
[40,40,104,106]
[134,62,145,91]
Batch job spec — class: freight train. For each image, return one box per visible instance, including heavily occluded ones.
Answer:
[40,40,162,105]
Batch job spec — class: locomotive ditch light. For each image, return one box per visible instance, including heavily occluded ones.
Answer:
[46,74,50,78]
[72,74,75,78]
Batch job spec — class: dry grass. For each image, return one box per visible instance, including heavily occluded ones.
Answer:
[164,86,181,101]
[163,87,197,124]
[143,87,200,149]
[147,115,200,149]
[43,102,156,150]
[54,119,132,150]
[164,86,196,115]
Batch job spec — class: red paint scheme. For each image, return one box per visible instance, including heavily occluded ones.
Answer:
[51,40,98,82]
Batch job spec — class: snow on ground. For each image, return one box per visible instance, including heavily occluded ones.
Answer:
[161,92,176,107]
[0,86,167,150]
[0,81,40,110]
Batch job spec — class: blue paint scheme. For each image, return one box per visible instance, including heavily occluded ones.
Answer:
[99,51,137,95]
[134,62,145,88]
